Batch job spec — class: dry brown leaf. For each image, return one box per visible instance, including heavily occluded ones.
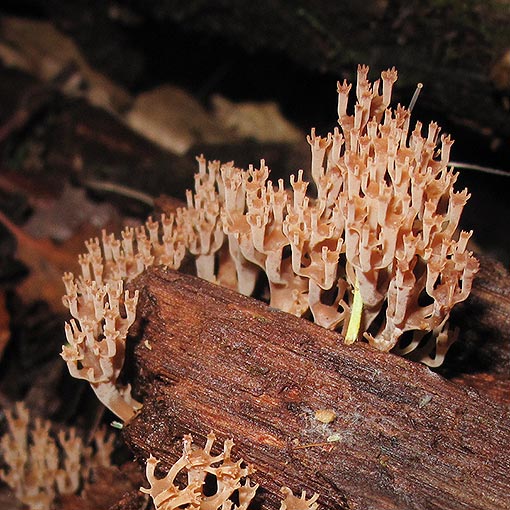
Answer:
[0,210,81,311]
[0,291,10,361]
[211,94,303,143]
[126,86,303,156]
[24,183,116,242]
[0,16,132,113]
[126,85,228,155]
[0,177,124,312]
[490,48,510,91]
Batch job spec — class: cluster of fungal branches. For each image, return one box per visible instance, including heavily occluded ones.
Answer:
[0,402,114,510]
[141,432,319,510]
[55,64,481,510]
[60,65,478,423]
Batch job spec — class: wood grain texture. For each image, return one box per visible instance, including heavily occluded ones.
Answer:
[445,255,510,404]
[123,265,510,510]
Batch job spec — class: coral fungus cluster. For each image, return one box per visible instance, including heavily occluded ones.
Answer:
[141,433,318,510]
[0,402,113,510]
[60,65,478,422]
[141,432,258,510]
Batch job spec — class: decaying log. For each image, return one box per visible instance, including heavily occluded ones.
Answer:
[447,254,510,402]
[449,254,510,373]
[123,265,510,510]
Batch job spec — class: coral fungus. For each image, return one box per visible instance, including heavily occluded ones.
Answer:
[61,65,479,422]
[141,433,319,510]
[0,402,114,510]
[141,433,258,510]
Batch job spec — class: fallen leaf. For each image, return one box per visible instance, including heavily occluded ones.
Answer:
[24,183,116,242]
[126,86,303,156]
[490,48,510,91]
[0,16,132,113]
[126,84,228,155]
[211,94,303,143]
[0,290,10,361]
[0,209,80,311]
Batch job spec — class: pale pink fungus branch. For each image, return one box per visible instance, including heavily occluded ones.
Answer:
[280,487,320,510]
[0,402,114,510]
[62,275,141,422]
[185,156,225,282]
[141,433,320,509]
[141,432,258,510]
[61,208,189,421]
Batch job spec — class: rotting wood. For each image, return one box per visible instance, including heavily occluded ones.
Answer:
[123,266,510,510]
[446,255,510,403]
[449,254,510,373]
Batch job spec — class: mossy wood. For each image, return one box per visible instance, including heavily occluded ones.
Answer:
[124,265,510,510]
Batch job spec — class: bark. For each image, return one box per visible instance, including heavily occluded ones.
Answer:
[123,264,510,510]
[449,254,510,373]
